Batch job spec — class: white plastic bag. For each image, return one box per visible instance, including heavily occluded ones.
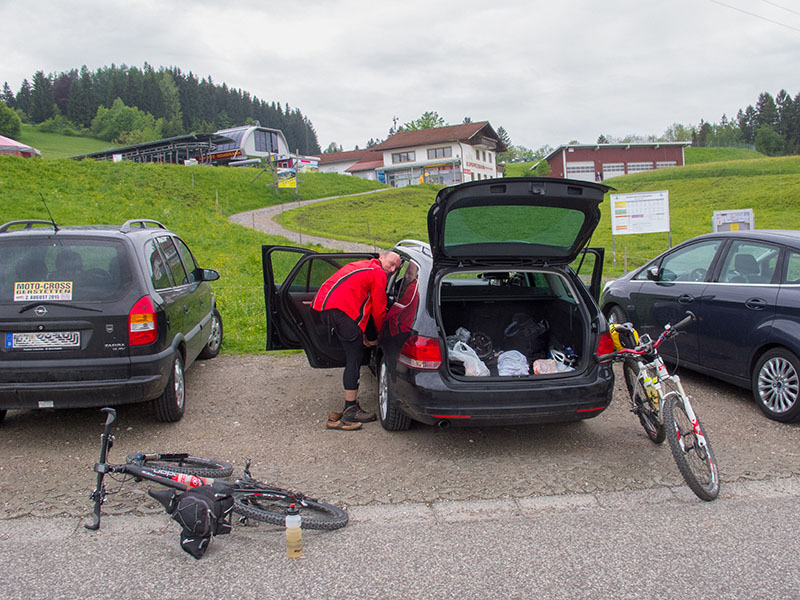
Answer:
[449,340,490,377]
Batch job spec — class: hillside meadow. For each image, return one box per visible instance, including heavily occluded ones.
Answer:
[277,154,800,276]
[0,156,387,353]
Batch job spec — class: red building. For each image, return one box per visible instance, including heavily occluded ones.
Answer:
[542,142,691,182]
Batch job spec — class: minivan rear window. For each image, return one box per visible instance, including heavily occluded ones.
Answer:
[0,239,130,303]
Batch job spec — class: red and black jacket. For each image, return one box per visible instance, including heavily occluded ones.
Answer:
[311,258,389,333]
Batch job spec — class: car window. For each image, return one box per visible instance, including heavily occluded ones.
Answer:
[655,240,721,282]
[146,239,173,289]
[785,251,800,284]
[395,261,420,305]
[157,236,188,286]
[174,237,199,284]
[0,239,130,303]
[719,241,779,284]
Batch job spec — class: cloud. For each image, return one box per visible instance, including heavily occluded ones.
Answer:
[2,0,799,150]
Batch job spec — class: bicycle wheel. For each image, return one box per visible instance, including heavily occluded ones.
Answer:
[623,360,665,444]
[232,486,348,530]
[125,453,233,478]
[663,394,720,501]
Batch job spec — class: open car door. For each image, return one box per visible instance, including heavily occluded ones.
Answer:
[262,245,376,368]
[573,247,605,302]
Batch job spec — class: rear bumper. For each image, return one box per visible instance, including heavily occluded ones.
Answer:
[390,364,615,427]
[0,349,174,409]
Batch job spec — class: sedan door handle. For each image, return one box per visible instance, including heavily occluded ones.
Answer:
[745,298,768,310]
[677,294,695,304]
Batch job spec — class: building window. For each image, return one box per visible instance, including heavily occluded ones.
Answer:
[392,151,415,164]
[628,162,654,173]
[656,161,677,169]
[489,153,493,163]
[427,147,452,159]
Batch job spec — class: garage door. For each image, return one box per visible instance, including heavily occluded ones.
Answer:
[565,161,596,182]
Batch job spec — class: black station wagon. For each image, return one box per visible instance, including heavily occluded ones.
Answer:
[0,219,222,423]
[263,178,616,430]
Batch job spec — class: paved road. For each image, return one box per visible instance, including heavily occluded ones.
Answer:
[3,478,799,599]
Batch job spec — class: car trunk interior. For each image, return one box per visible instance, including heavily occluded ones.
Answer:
[437,270,589,378]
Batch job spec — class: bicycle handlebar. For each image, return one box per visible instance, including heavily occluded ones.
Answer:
[597,311,696,364]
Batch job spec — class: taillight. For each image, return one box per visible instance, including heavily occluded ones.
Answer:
[596,331,615,356]
[129,296,158,346]
[398,335,442,370]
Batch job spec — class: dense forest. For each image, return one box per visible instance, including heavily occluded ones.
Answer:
[0,63,321,154]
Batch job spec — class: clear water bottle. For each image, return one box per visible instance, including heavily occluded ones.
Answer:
[285,504,302,558]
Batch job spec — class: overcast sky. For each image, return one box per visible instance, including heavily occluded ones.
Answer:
[2,0,798,151]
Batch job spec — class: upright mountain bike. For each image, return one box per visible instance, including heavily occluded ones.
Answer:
[86,407,348,531]
[600,312,720,501]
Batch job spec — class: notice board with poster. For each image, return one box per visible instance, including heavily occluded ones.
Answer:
[610,190,670,236]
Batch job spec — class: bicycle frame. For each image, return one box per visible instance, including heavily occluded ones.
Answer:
[628,346,712,455]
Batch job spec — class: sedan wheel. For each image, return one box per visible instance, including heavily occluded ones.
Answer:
[754,348,800,422]
[607,305,626,325]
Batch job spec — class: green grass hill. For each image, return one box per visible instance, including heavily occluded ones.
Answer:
[1,156,387,353]
[3,140,797,354]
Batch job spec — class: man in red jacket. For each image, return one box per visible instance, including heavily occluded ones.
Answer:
[312,251,402,428]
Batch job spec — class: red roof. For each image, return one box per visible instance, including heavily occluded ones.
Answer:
[346,158,385,173]
[314,149,377,164]
[371,122,506,152]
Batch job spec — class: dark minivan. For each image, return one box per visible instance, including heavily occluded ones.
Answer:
[0,219,222,423]
[263,178,615,430]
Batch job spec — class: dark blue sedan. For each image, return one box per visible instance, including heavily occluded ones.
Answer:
[600,229,800,423]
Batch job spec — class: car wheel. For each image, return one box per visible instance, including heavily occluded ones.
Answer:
[378,358,411,431]
[199,308,223,359]
[154,353,186,422]
[753,348,800,422]
[607,305,627,325]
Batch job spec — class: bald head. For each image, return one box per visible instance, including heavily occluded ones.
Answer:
[379,251,402,276]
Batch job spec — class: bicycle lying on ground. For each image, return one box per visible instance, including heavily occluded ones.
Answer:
[86,407,348,532]
[600,312,720,501]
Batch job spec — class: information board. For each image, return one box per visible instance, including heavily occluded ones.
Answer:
[610,190,670,236]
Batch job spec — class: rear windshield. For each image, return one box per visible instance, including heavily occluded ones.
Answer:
[0,239,132,303]
[443,204,586,257]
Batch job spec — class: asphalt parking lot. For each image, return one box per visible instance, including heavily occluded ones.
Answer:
[1,353,798,522]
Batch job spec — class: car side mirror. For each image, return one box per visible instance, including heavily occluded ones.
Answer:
[201,268,220,282]
[646,266,659,282]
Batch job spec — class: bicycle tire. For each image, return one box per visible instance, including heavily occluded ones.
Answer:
[623,359,665,444]
[232,486,348,530]
[125,453,233,478]
[663,394,720,501]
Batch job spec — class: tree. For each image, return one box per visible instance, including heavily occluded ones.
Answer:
[158,71,184,137]
[661,123,693,142]
[738,106,757,144]
[755,92,778,129]
[323,141,343,153]
[754,124,784,156]
[29,71,55,123]
[90,97,160,143]
[597,134,609,144]
[0,101,22,138]
[2,82,15,109]
[401,111,446,131]
[15,79,31,115]
[496,126,512,148]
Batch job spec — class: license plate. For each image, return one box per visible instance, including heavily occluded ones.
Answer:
[5,331,81,350]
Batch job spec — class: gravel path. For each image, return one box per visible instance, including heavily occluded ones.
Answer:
[228,188,394,252]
